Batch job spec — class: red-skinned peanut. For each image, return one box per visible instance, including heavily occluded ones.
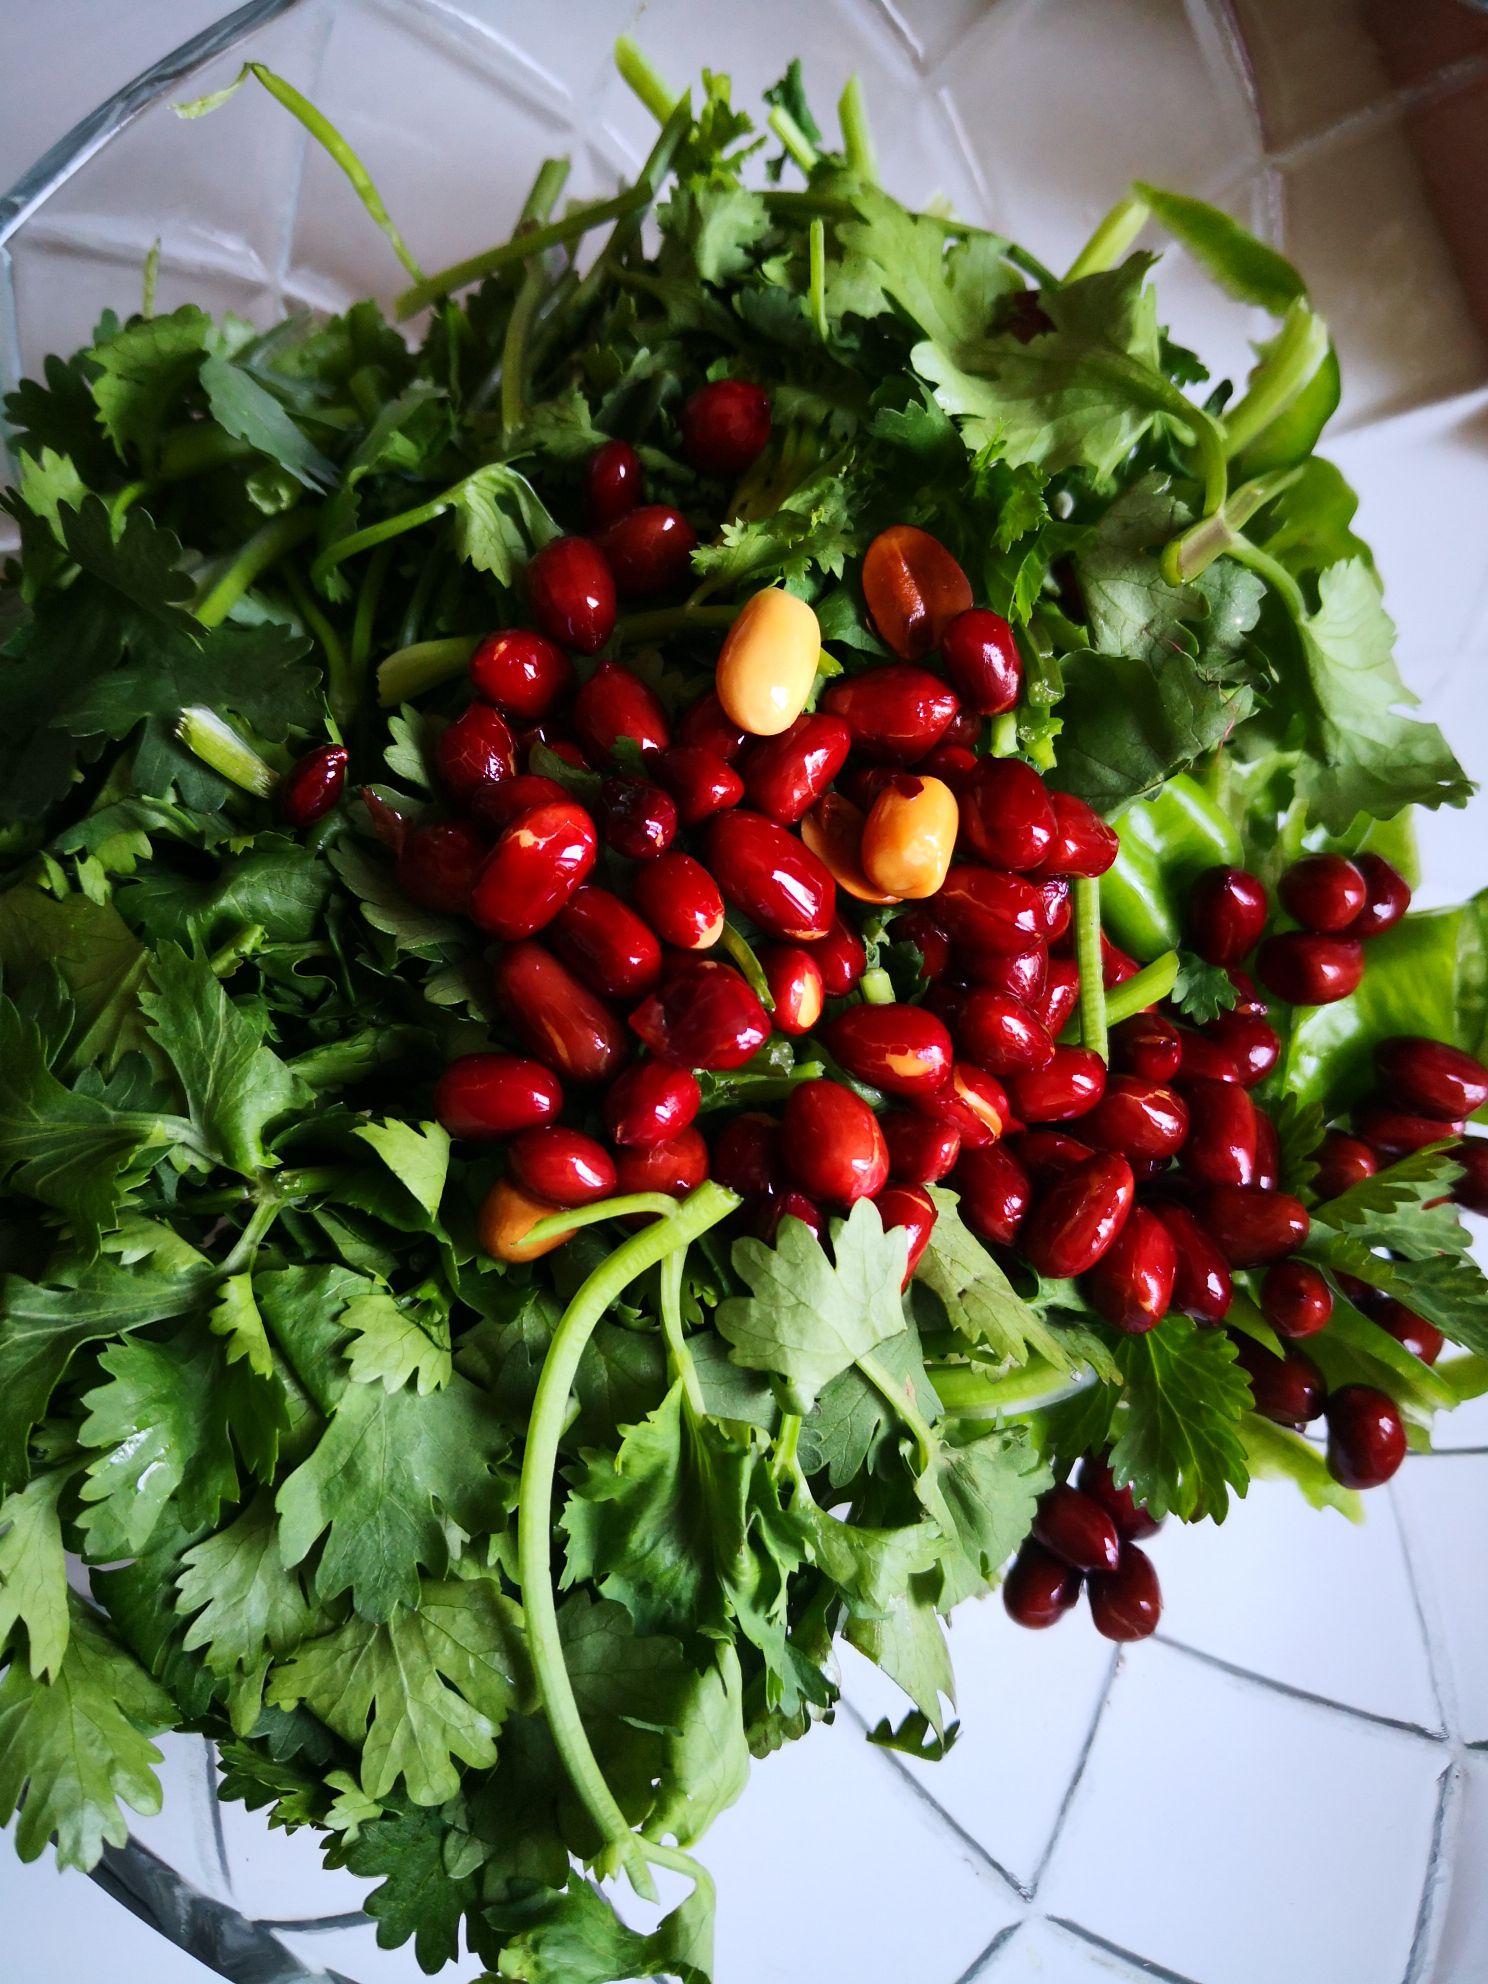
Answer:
[1003,1542,1082,1629]
[957,758,1055,872]
[1313,1132,1377,1200]
[804,915,868,997]
[821,664,960,763]
[1034,791,1119,877]
[706,810,837,942]
[396,821,484,913]
[1020,1151,1135,1278]
[655,745,744,826]
[965,942,1048,1005]
[1234,1336,1327,1425]
[509,1127,616,1207]
[939,606,1022,714]
[471,773,569,833]
[1088,1544,1162,1642]
[954,1142,1032,1246]
[1077,1452,1161,1540]
[1257,933,1365,1006]
[573,660,671,763]
[911,1063,1013,1149]
[1326,1385,1406,1488]
[614,1128,709,1198]
[1013,1129,1094,1186]
[469,799,597,940]
[884,1111,961,1186]
[937,866,1045,955]
[281,743,348,829]
[493,943,629,1085]
[824,1003,953,1096]
[895,908,953,983]
[550,885,662,1000]
[1176,1030,1243,1084]
[1203,1185,1311,1266]
[600,777,677,860]
[741,712,851,825]
[437,704,516,806]
[1354,1099,1465,1157]
[585,436,642,525]
[759,944,825,1036]
[1085,1205,1177,1333]
[1346,853,1411,939]
[1279,853,1367,933]
[957,990,1056,1077]
[1037,877,1073,946]
[526,535,616,653]
[783,1079,890,1207]
[1147,1200,1233,1324]
[677,691,748,762]
[1187,866,1269,967]
[860,524,973,662]
[602,1061,700,1149]
[1452,1138,1488,1216]
[1372,1299,1444,1366]
[1111,1012,1183,1084]
[596,505,697,598]
[1033,1485,1121,1574]
[875,1182,937,1286]
[1179,1077,1257,1188]
[711,1114,781,1197]
[1260,1259,1334,1339]
[1202,1009,1280,1087]
[469,628,573,719]
[435,1053,562,1141]
[629,958,769,1070]
[1374,1036,1488,1120]
[681,379,771,477]
[1006,1045,1107,1124]
[1081,1075,1189,1162]
[1029,955,1080,1036]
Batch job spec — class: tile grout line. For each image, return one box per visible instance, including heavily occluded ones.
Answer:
[837,1697,1033,1901]
[949,1918,1024,1984]
[1152,1632,1450,1742]
[1025,1644,1123,1898]
[1387,1481,1459,1741]
[1049,1915,1210,1984]
[200,1738,234,1896]
[1401,1758,1462,1984]
[0,243,22,481]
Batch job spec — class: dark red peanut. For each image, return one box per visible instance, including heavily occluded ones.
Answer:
[655,745,744,827]
[470,799,597,939]
[1325,1384,1406,1488]
[1187,866,1268,967]
[603,1061,700,1148]
[1033,1484,1120,1574]
[1375,1036,1488,1120]
[939,606,1021,714]
[1346,853,1411,939]
[677,691,748,762]
[1034,791,1119,878]
[1234,1336,1326,1425]
[938,866,1045,955]
[1081,1075,1188,1162]
[875,1182,937,1285]
[600,777,677,859]
[280,744,348,829]
[396,821,483,913]
[1085,1205,1177,1334]
[469,628,573,719]
[1354,1100,1464,1157]
[1014,1129,1094,1186]
[437,705,516,805]
[681,379,770,477]
[1260,1259,1333,1339]
[596,505,697,598]
[1088,1544,1162,1642]
[585,437,642,526]
[759,944,825,1036]
[1372,1299,1444,1366]
[1003,1542,1081,1629]
[1111,1012,1183,1084]
[958,991,1055,1076]
[712,1114,780,1197]
[804,915,868,997]
[1280,853,1367,934]
[1077,1452,1161,1540]
[573,660,671,763]
[1006,1046,1106,1124]
[1179,1077,1257,1188]
[629,958,769,1070]
[471,772,569,833]
[966,942,1048,1005]
[1147,1200,1232,1324]
[526,535,616,653]
[953,1142,1032,1246]
[1203,1010,1280,1087]
[1203,1186,1310,1266]
[783,1079,890,1207]
[632,852,725,952]
[614,1128,709,1198]
[741,713,851,825]
[551,885,662,1000]
[884,1111,961,1186]
[957,758,1054,872]
[822,664,960,763]
[1453,1138,1488,1216]
[510,1127,616,1207]
[912,1063,1013,1149]
[861,524,973,662]
[1028,955,1080,1036]
[1021,1151,1135,1278]
[1313,1132,1377,1200]
[1257,932,1365,1006]
[494,943,629,1084]
[825,1003,953,1097]
[435,1053,562,1141]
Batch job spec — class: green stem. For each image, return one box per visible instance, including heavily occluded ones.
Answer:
[220,1196,280,1276]
[1160,465,1303,585]
[989,711,1019,757]
[567,99,693,329]
[808,217,828,343]
[1059,949,1178,1042]
[312,493,451,591]
[376,634,479,707]
[1064,194,1150,281]
[524,1191,686,1246]
[614,35,677,121]
[396,188,649,318]
[516,1182,738,1899]
[350,543,389,684]
[158,424,258,480]
[282,564,352,725]
[770,105,820,175]
[194,510,316,628]
[1222,298,1329,459]
[658,1248,707,1420]
[856,1348,937,1474]
[1073,875,1108,1062]
[613,602,741,647]
[770,1411,803,1484]
[838,75,878,185]
[859,967,895,1006]
[208,923,265,976]
[498,160,568,437]
[1226,534,1308,620]
[175,707,277,796]
[719,921,774,1011]
[929,1360,1098,1418]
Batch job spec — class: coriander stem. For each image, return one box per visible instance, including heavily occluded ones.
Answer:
[350,544,389,683]
[516,1182,738,1900]
[395,188,649,317]
[770,104,820,175]
[524,1191,683,1245]
[1059,949,1178,1042]
[856,1347,936,1474]
[220,1197,279,1276]
[770,1411,803,1484]
[1226,534,1308,620]
[808,217,828,343]
[1064,194,1150,282]
[498,160,568,438]
[282,564,352,725]
[838,75,878,185]
[614,36,677,122]
[175,707,277,796]
[376,635,479,707]
[719,921,775,1010]
[929,1360,1098,1418]
[990,711,1019,757]
[312,493,451,589]
[1160,465,1303,585]
[658,1248,707,1420]
[1073,875,1108,1062]
[860,967,895,1006]
[194,510,316,628]
[612,602,741,646]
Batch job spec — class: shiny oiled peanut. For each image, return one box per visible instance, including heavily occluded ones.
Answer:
[741,712,850,824]
[614,1128,709,1198]
[1029,955,1081,1037]
[957,758,1055,871]
[1147,1200,1232,1324]
[1187,865,1269,967]
[759,944,825,1036]
[706,810,837,941]
[800,792,900,905]
[469,628,573,719]
[434,1053,563,1141]
[939,606,1022,714]
[1203,1185,1310,1266]
[470,772,569,834]
[437,704,516,805]
[677,690,748,762]
[602,1061,700,1149]
[824,1004,953,1096]
[822,663,960,762]
[1354,1099,1464,1156]
[1453,1137,1488,1216]
[1178,1077,1258,1188]
[550,886,662,1001]
[469,800,597,940]
[1013,1129,1094,1185]
[783,1079,889,1207]
[953,1141,1032,1245]
[1020,1151,1136,1278]
[1033,791,1119,878]
[280,743,348,829]
[631,853,724,951]
[1111,1013,1184,1083]
[1374,1036,1488,1120]
[711,1114,781,1197]
[1346,853,1411,939]
[1088,1544,1162,1642]
[715,587,823,736]
[883,1110,961,1186]
[1326,1385,1406,1488]
[937,866,1045,954]
[1033,1485,1121,1574]
[874,1183,938,1286]
[1373,1299,1444,1366]
[1257,932,1365,1006]
[1085,1206,1177,1334]
[573,659,671,763]
[596,505,697,598]
[1081,1075,1189,1162]
[526,535,616,654]
[1312,1131,1377,1199]
[600,777,677,859]
[509,1127,616,1207]
[860,523,973,661]
[478,1178,577,1262]
[1003,1542,1082,1629]
[655,745,744,826]
[911,1062,1012,1149]
[396,821,484,914]
[803,914,868,996]
[1006,1046,1107,1124]
[1279,853,1367,934]
[956,990,1055,1077]
[860,774,958,899]
[493,943,629,1085]
[1260,1259,1333,1339]
[628,958,769,1069]
[1234,1336,1326,1426]
[1077,1452,1161,1541]
[585,436,642,525]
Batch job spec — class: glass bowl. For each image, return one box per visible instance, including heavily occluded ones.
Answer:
[3,4,1488,1981]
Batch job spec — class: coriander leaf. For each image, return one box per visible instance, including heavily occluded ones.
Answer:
[200,352,334,486]
[1311,1148,1470,1261]
[457,1290,669,1453]
[494,1874,712,1984]
[119,832,333,949]
[275,1374,509,1618]
[446,464,559,583]
[77,1330,241,1558]
[839,188,1016,351]
[139,944,300,1175]
[328,839,467,955]
[689,474,857,594]
[1109,1316,1250,1522]
[920,1187,1098,1372]
[717,1200,908,1408]
[646,1642,751,1847]
[1077,476,1264,668]
[0,885,149,1076]
[13,446,87,545]
[0,1600,171,1870]
[0,1469,71,1680]
[352,1117,450,1218]
[921,1426,1049,1610]
[1170,951,1241,1025]
[1050,647,1253,811]
[0,996,171,1247]
[796,1322,941,1490]
[176,1493,323,1735]
[267,1576,531,1805]
[661,184,771,285]
[208,1273,276,1379]
[795,1497,942,1620]
[0,1255,206,1493]
[1283,560,1471,831]
[560,1381,752,1639]
[342,1288,452,1395]
[88,305,211,460]
[5,352,118,485]
[866,1708,960,1762]
[56,494,192,615]
[342,1805,479,1973]
[1313,1238,1488,1359]
[844,1572,954,1735]
[554,1592,702,1832]
[1237,1412,1362,1521]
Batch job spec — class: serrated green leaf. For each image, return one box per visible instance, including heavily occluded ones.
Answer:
[0,1469,71,1680]
[342,1289,452,1395]
[200,352,334,486]
[1108,1316,1250,1522]
[88,305,211,459]
[352,1117,449,1218]
[919,1187,1095,1372]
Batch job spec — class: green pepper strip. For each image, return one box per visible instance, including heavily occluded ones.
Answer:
[516,1181,739,1901]
[1101,772,1242,962]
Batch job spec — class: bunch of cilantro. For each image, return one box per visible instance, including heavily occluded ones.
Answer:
[1,45,1486,1984]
